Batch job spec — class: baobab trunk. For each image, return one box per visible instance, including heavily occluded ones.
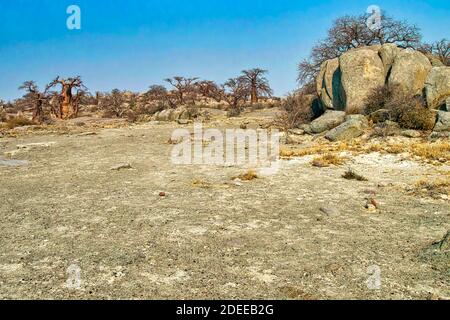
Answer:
[61,83,73,119]
[32,98,43,123]
[251,83,258,104]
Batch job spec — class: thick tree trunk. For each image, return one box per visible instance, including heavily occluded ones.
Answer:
[32,99,43,123]
[251,85,258,104]
[60,84,73,119]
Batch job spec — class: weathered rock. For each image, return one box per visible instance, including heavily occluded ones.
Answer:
[425,67,450,109]
[369,109,391,123]
[339,47,385,113]
[155,109,174,121]
[325,115,369,141]
[298,124,313,134]
[379,43,402,77]
[316,58,344,110]
[177,119,189,125]
[401,130,422,138]
[310,110,346,134]
[433,111,450,132]
[388,49,432,97]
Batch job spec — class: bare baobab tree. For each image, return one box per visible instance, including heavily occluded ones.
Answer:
[164,77,198,105]
[195,80,224,102]
[46,76,87,119]
[222,77,248,115]
[420,39,450,66]
[100,89,129,118]
[240,69,273,104]
[18,81,49,123]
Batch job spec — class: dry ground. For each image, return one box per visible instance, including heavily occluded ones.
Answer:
[0,112,449,300]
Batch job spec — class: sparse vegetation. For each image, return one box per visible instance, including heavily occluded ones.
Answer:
[412,179,450,199]
[5,116,35,129]
[363,85,436,131]
[312,153,346,167]
[234,170,258,181]
[342,169,368,181]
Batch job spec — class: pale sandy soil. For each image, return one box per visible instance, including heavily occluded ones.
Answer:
[0,112,448,300]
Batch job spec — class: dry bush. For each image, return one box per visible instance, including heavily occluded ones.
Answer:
[412,179,450,199]
[409,141,450,161]
[191,179,212,189]
[363,85,436,130]
[274,93,314,131]
[363,85,397,116]
[311,153,346,167]
[391,99,436,131]
[0,108,7,122]
[6,116,35,129]
[234,170,258,181]
[342,169,368,181]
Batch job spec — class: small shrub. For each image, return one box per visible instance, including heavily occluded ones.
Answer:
[312,153,346,167]
[274,92,314,131]
[363,85,436,131]
[390,98,435,131]
[342,169,368,181]
[6,116,35,129]
[234,170,258,181]
[0,108,7,122]
[412,179,450,198]
[363,85,398,116]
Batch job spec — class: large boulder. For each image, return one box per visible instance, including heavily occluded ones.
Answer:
[155,109,174,121]
[310,110,346,134]
[425,67,450,110]
[379,43,402,78]
[339,47,385,114]
[325,115,369,141]
[388,49,432,97]
[433,111,450,132]
[316,58,344,110]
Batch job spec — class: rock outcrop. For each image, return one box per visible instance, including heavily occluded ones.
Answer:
[339,47,385,113]
[325,115,369,141]
[309,110,346,134]
[425,67,450,110]
[434,111,450,132]
[388,49,432,97]
[316,44,449,113]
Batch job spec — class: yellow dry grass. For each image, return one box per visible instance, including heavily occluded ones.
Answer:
[311,153,347,167]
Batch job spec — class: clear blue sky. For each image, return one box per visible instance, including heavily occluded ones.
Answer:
[0,0,449,101]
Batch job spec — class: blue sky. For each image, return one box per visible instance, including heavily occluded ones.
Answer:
[0,0,449,100]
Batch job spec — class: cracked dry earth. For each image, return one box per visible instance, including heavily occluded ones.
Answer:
[0,120,449,300]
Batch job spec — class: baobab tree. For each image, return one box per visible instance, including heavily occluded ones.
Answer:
[164,76,198,105]
[46,76,87,119]
[240,69,273,104]
[195,80,224,102]
[18,81,49,123]
[222,77,248,115]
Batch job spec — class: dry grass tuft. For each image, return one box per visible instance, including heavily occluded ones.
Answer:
[342,169,368,181]
[191,179,212,189]
[6,116,35,129]
[312,153,346,167]
[235,170,258,181]
[412,179,450,199]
